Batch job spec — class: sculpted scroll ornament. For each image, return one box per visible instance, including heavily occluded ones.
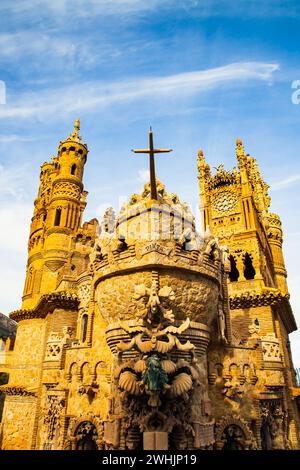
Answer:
[114,281,198,408]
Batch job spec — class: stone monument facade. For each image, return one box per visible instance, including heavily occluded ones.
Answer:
[0,123,299,450]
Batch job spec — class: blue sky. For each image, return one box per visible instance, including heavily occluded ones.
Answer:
[0,0,300,365]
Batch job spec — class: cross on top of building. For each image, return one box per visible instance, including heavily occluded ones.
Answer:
[132,127,172,200]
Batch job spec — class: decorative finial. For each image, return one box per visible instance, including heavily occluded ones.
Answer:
[74,118,80,133]
[236,137,243,146]
[66,118,82,142]
[198,149,204,157]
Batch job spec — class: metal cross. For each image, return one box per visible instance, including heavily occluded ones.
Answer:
[132,127,172,200]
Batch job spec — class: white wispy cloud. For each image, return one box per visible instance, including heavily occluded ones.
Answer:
[0,32,77,58]
[0,32,113,68]
[137,169,150,183]
[0,203,32,313]
[0,62,279,121]
[0,0,298,19]
[0,203,31,253]
[0,135,35,143]
[0,164,33,199]
[0,0,171,17]
[271,174,300,191]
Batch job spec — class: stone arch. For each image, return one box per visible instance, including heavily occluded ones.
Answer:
[215,416,254,450]
[80,362,90,382]
[67,362,78,382]
[243,364,251,382]
[229,363,239,377]
[94,361,108,379]
[65,413,104,450]
[215,363,223,377]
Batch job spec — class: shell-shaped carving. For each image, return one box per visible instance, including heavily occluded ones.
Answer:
[156,335,175,354]
[134,359,147,373]
[136,338,153,353]
[161,359,177,374]
[119,371,141,395]
[170,372,193,396]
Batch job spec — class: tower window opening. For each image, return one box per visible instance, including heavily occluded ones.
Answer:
[71,164,77,175]
[81,314,88,343]
[244,253,256,280]
[54,208,62,227]
[8,336,15,351]
[229,255,239,282]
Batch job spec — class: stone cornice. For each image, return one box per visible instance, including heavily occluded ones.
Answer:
[10,291,79,322]
[93,260,221,291]
[229,289,289,309]
[229,289,297,333]
[0,386,37,397]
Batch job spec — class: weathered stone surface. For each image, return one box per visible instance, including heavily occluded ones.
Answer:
[0,126,298,451]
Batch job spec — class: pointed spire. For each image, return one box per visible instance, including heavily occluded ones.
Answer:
[197,149,206,170]
[236,137,246,167]
[74,118,80,134]
[66,118,82,143]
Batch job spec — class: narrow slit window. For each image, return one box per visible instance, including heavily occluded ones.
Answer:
[229,255,239,282]
[71,164,77,175]
[81,314,88,343]
[54,208,62,226]
[244,253,256,280]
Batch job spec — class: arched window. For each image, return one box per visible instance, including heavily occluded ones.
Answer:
[71,164,77,175]
[54,208,62,226]
[229,255,239,282]
[81,314,88,343]
[244,253,256,280]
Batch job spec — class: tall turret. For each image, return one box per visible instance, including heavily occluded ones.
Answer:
[22,120,89,308]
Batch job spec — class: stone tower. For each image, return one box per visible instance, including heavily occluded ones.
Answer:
[23,119,90,309]
[0,126,299,451]
[198,139,300,449]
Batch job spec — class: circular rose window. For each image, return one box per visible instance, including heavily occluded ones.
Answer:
[213,191,238,213]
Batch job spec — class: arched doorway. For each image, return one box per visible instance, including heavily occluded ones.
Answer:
[222,424,245,450]
[75,421,98,450]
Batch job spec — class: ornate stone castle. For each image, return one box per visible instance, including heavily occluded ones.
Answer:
[0,121,299,450]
